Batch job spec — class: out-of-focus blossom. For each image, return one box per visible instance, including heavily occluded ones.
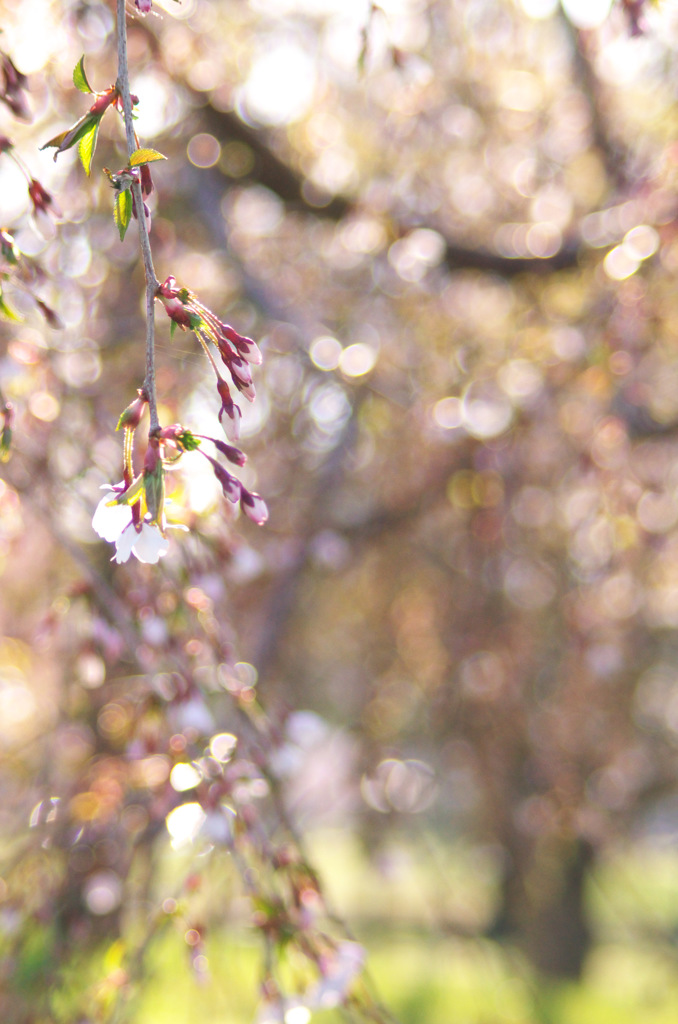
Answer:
[0,53,30,121]
[34,299,64,330]
[28,179,61,237]
[307,942,366,1009]
[255,942,364,1023]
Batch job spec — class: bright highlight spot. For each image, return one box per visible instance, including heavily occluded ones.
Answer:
[561,0,612,29]
[310,335,342,370]
[603,245,639,281]
[241,44,316,126]
[210,732,238,762]
[462,382,513,439]
[83,871,122,915]
[166,801,206,848]
[521,0,558,17]
[285,1009,311,1024]
[339,343,377,378]
[623,224,659,262]
[29,391,60,422]
[432,396,462,429]
[187,133,221,168]
[170,762,202,792]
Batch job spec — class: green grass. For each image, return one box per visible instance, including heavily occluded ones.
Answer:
[70,834,678,1024]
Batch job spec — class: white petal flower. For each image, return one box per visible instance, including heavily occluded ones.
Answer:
[92,489,131,542]
[92,483,183,565]
[130,521,170,563]
[113,522,138,564]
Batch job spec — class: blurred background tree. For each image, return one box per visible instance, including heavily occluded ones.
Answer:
[3,0,678,1021]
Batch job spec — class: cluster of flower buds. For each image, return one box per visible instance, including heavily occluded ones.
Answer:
[157,276,262,441]
[93,368,267,564]
[162,425,269,526]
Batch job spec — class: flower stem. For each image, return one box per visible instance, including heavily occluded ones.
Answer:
[115,0,160,435]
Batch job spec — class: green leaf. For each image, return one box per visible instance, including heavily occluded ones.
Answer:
[114,189,133,242]
[170,320,177,340]
[77,116,101,177]
[188,311,203,331]
[73,56,93,94]
[41,112,98,160]
[129,148,167,167]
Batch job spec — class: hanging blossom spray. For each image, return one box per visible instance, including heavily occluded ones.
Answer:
[92,292,268,564]
[42,51,268,563]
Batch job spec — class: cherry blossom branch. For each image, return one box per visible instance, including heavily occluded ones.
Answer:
[116,0,160,434]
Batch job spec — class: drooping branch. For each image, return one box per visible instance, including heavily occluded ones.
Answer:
[116,0,160,434]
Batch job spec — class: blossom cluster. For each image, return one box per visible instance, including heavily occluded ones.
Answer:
[157,276,262,441]
[93,280,268,565]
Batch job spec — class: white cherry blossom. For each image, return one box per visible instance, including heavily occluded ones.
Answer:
[92,485,181,564]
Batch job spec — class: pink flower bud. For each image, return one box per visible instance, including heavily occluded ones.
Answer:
[28,179,61,219]
[240,488,268,525]
[116,392,148,431]
[207,455,242,503]
[220,323,263,365]
[161,296,193,329]
[218,400,242,442]
[209,437,247,466]
[158,276,179,298]
[140,163,154,198]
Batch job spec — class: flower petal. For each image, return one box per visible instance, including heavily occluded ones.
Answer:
[114,522,137,563]
[92,495,132,542]
[132,521,170,563]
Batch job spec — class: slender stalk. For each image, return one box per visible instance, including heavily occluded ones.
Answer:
[115,0,160,434]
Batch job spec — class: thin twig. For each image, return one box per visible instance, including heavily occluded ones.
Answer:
[116,0,161,434]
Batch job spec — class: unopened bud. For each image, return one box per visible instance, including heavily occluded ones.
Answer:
[240,487,269,525]
[210,437,246,466]
[116,392,148,431]
[206,455,241,503]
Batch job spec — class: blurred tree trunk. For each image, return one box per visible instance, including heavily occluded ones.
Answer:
[493,835,594,979]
